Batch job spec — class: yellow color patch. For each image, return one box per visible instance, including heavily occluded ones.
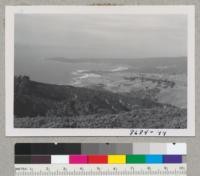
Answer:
[108,155,126,164]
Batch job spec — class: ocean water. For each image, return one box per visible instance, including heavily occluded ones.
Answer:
[15,45,187,108]
[15,45,187,85]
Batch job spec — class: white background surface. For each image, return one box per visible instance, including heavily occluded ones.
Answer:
[0,0,199,175]
[5,5,195,137]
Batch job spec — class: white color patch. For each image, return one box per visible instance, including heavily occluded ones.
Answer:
[167,143,187,155]
[51,155,69,164]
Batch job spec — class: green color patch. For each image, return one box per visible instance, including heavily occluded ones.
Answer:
[126,155,146,164]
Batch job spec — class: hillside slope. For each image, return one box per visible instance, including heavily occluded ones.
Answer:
[14,76,161,117]
[14,76,186,128]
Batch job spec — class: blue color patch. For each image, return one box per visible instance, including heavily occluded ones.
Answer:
[145,155,163,163]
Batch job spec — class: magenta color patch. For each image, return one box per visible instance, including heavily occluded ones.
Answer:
[69,155,88,164]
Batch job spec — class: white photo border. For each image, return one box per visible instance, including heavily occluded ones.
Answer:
[5,5,195,136]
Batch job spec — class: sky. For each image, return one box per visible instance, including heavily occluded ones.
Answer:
[15,14,187,59]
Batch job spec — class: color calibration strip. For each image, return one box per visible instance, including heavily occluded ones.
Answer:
[15,143,187,176]
[15,143,186,164]
[15,154,183,164]
[15,143,187,155]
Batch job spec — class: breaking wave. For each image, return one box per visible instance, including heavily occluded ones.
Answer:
[111,66,129,72]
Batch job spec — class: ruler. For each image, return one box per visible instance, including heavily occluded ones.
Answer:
[15,164,187,176]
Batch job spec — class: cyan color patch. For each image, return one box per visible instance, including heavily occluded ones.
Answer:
[145,155,163,163]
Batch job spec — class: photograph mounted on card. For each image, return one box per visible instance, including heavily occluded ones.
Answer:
[5,6,195,136]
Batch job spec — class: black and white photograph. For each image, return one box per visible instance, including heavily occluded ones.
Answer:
[5,6,195,136]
